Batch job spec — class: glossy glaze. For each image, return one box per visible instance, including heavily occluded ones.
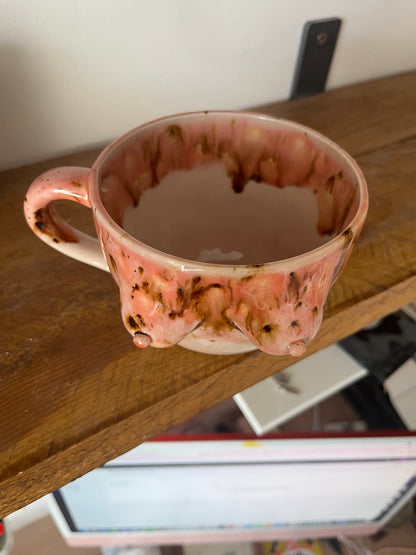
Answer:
[24,112,368,355]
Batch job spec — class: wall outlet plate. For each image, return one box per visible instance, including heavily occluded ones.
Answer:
[290,17,342,99]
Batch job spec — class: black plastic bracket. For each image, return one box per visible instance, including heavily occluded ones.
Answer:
[290,18,342,100]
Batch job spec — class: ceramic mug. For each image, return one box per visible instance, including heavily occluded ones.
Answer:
[24,112,368,356]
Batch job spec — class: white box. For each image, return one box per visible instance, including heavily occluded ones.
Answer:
[234,344,368,435]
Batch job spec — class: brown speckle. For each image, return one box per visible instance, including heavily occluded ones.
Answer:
[198,134,210,155]
[35,220,46,232]
[71,180,83,188]
[288,272,300,301]
[128,316,138,329]
[229,156,247,193]
[34,209,46,231]
[325,174,336,193]
[312,306,318,315]
[244,311,254,335]
[109,255,118,274]
[251,169,262,183]
[295,301,302,309]
[34,207,73,242]
[136,314,146,327]
[217,138,228,157]
[138,266,144,275]
[166,124,184,144]
[121,180,140,208]
[221,309,239,331]
[291,320,299,328]
[258,323,278,342]
[190,285,205,303]
[342,227,354,247]
[232,181,245,193]
[186,281,234,334]
[231,172,247,193]
[245,264,263,272]
[191,282,225,303]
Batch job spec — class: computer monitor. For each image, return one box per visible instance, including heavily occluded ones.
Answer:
[49,432,416,547]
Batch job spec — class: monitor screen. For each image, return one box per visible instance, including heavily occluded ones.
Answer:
[51,433,416,546]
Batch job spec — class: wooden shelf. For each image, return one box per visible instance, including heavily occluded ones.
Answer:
[1,72,415,518]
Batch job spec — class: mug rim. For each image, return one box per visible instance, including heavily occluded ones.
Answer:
[89,111,368,275]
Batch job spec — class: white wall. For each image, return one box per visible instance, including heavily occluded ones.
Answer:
[1,0,415,170]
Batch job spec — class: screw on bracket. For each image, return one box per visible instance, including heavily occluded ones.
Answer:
[290,18,342,99]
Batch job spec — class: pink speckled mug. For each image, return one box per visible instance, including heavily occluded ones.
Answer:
[24,112,368,356]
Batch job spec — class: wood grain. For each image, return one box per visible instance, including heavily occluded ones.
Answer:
[1,72,415,518]
[257,71,416,156]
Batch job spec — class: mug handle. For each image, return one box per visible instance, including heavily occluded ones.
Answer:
[24,167,109,272]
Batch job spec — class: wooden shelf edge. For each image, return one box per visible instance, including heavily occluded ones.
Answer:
[1,273,414,518]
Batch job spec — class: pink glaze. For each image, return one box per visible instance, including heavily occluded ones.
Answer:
[24,112,368,356]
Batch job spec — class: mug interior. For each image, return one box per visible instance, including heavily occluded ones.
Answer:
[97,113,360,265]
